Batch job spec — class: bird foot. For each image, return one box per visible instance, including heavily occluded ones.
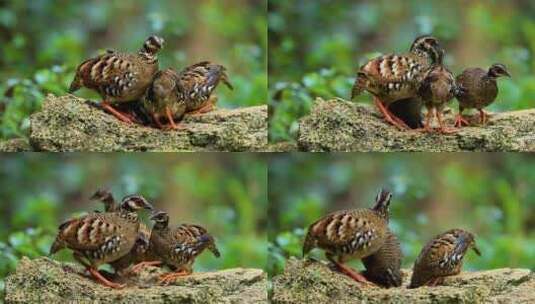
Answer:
[130,260,162,273]
[88,268,125,289]
[454,115,470,127]
[158,270,190,286]
[188,103,215,116]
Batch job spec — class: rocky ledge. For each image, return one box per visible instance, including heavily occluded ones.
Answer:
[0,94,267,152]
[4,257,267,303]
[271,258,534,304]
[297,98,535,152]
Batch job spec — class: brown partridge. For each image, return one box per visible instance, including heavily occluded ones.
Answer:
[409,229,481,288]
[361,230,402,288]
[177,61,233,114]
[148,211,221,285]
[303,189,393,283]
[49,195,153,288]
[142,68,185,130]
[454,63,510,126]
[142,62,232,129]
[417,53,461,133]
[351,35,444,130]
[90,189,154,275]
[69,35,164,124]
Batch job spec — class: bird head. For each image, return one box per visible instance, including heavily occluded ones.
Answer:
[150,210,170,229]
[120,194,153,212]
[371,188,393,221]
[488,63,511,78]
[142,35,165,54]
[410,35,444,65]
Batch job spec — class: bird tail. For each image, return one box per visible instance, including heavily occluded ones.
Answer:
[350,72,367,100]
[197,234,221,258]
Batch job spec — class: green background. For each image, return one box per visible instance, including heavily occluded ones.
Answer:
[269,0,535,142]
[268,153,535,277]
[0,0,267,140]
[0,153,268,296]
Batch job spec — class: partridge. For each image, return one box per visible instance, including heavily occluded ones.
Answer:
[303,189,393,283]
[351,35,444,130]
[142,62,233,129]
[361,230,402,288]
[454,63,511,126]
[178,61,233,114]
[69,35,164,124]
[409,228,481,288]
[148,211,221,285]
[142,68,185,129]
[417,54,461,133]
[90,189,154,275]
[49,195,153,288]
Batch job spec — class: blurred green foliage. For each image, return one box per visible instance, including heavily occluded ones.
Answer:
[0,154,267,296]
[268,153,535,277]
[0,0,267,140]
[269,0,535,142]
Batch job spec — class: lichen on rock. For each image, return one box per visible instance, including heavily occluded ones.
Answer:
[5,257,267,303]
[271,257,534,304]
[297,98,535,152]
[25,94,267,152]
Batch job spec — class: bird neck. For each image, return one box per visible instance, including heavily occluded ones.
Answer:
[119,209,139,222]
[138,48,158,64]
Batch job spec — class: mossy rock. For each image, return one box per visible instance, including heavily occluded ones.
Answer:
[297,98,535,152]
[5,257,267,303]
[271,257,534,304]
[27,94,267,152]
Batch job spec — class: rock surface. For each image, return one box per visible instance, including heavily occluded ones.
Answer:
[298,98,535,152]
[271,258,535,304]
[26,94,267,152]
[5,257,267,303]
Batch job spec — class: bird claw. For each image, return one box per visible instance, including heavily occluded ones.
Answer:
[158,270,190,286]
[454,115,470,127]
[131,261,162,273]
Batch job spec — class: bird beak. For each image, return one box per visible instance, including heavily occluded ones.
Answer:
[472,245,481,256]
[145,202,154,210]
[504,71,511,78]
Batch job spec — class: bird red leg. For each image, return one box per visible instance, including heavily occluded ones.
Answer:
[416,108,434,133]
[158,269,191,286]
[131,260,163,273]
[152,114,164,129]
[479,109,490,124]
[101,101,133,124]
[373,97,409,130]
[437,110,457,134]
[165,107,185,130]
[188,101,215,115]
[88,267,125,289]
[332,260,371,284]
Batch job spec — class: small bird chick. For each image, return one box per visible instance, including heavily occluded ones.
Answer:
[361,230,402,288]
[69,35,164,124]
[177,61,233,115]
[143,68,185,130]
[417,51,461,133]
[49,195,153,288]
[303,189,393,283]
[409,228,481,288]
[148,211,220,285]
[454,63,511,126]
